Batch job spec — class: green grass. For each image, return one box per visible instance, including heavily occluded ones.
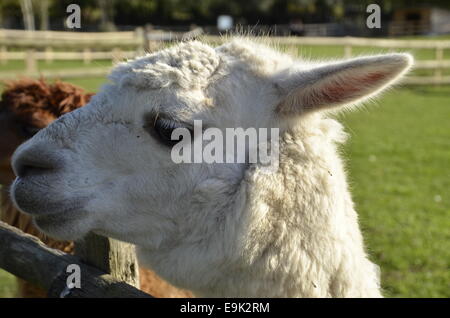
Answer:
[336,85,450,297]
[0,41,449,297]
[0,269,17,297]
[0,59,112,72]
[66,77,108,91]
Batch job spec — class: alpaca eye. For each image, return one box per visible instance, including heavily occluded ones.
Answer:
[150,117,187,147]
[20,125,40,137]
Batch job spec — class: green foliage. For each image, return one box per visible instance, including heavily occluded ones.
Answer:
[3,0,450,29]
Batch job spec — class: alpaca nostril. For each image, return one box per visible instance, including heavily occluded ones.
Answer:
[18,163,54,178]
[15,156,56,178]
[12,143,62,178]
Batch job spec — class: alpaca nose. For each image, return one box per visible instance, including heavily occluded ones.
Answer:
[12,142,62,178]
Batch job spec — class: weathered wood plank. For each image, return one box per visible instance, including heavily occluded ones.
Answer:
[75,233,140,288]
[0,221,151,298]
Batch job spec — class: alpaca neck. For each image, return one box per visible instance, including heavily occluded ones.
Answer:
[209,121,380,297]
[210,121,381,297]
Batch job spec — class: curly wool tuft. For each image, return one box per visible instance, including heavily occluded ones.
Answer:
[0,78,94,127]
[109,41,221,89]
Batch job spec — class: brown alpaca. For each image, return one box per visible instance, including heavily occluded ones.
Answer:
[0,78,192,298]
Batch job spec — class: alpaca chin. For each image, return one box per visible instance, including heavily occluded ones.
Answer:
[32,209,92,241]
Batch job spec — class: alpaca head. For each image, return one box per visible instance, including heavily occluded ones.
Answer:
[0,78,92,185]
[11,40,412,289]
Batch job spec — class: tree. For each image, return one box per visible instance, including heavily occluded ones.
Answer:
[38,0,50,30]
[98,0,116,31]
[20,0,35,31]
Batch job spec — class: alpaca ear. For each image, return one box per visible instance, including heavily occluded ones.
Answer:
[275,53,413,115]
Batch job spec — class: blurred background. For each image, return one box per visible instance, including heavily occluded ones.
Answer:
[0,0,449,298]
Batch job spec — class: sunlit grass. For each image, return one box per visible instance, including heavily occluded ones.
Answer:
[0,269,17,297]
[0,59,112,72]
[337,85,450,297]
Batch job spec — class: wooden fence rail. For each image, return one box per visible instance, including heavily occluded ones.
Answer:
[0,29,449,85]
[0,221,150,298]
[0,29,144,48]
[0,50,137,62]
[250,36,450,49]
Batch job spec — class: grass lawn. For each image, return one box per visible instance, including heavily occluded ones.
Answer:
[0,269,17,297]
[337,85,450,298]
[0,42,449,297]
[0,60,112,73]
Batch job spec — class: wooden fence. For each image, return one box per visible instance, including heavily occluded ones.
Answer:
[266,36,450,85]
[0,28,449,83]
[0,221,151,297]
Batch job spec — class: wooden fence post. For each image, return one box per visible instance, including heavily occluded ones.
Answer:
[111,47,122,65]
[0,46,7,65]
[45,46,53,64]
[134,27,145,56]
[435,46,443,81]
[75,233,140,288]
[83,48,92,65]
[344,45,352,58]
[25,49,37,74]
[144,24,154,52]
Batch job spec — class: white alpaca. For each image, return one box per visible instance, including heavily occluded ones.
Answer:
[10,39,412,297]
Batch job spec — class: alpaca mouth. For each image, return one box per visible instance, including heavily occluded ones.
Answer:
[11,175,93,240]
[11,176,91,217]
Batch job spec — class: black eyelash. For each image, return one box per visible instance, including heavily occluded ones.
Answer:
[144,113,191,147]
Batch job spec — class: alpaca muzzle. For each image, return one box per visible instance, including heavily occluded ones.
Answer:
[10,140,76,217]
